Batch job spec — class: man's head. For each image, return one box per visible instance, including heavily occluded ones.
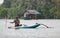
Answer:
[15,16,19,19]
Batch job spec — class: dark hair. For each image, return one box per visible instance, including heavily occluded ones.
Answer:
[16,16,19,18]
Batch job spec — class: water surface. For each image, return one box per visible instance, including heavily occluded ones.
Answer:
[0,19,60,38]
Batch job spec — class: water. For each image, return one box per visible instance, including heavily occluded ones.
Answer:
[0,19,60,38]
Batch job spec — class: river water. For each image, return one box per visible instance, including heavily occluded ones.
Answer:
[0,19,60,38]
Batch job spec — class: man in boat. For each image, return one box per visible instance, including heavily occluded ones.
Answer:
[10,16,22,27]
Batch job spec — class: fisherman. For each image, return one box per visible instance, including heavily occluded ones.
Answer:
[10,16,22,27]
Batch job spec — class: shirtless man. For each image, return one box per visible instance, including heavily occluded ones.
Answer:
[10,16,22,27]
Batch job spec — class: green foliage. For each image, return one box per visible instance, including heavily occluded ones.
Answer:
[0,0,60,19]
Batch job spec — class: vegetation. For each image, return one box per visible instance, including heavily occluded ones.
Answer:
[0,0,60,19]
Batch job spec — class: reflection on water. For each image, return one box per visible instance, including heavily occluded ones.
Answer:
[0,19,60,38]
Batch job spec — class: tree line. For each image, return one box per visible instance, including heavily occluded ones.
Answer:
[0,0,60,19]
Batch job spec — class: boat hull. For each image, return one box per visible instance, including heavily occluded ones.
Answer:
[8,23,40,29]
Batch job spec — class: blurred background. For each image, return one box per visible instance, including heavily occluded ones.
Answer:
[0,0,60,19]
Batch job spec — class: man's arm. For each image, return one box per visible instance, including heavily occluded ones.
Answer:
[10,20,15,23]
[10,22,14,23]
